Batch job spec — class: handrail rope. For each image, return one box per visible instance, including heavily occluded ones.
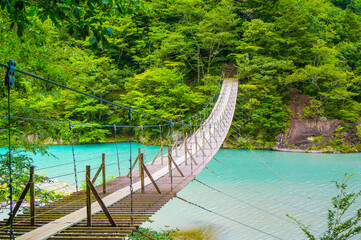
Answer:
[38,164,130,193]
[48,169,87,180]
[35,153,128,171]
[204,167,324,218]
[0,114,170,129]
[106,166,129,176]
[0,62,221,126]
[193,178,321,234]
[175,195,284,240]
[0,63,173,124]
[46,159,128,179]
[0,81,227,129]
[36,156,102,171]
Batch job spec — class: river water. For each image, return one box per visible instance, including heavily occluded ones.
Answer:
[21,143,361,239]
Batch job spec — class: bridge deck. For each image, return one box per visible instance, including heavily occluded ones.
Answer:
[0,79,238,239]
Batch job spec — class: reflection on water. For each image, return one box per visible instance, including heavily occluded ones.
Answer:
[31,145,361,240]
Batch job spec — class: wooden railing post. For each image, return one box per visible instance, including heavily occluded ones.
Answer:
[140,153,145,193]
[161,142,164,165]
[168,146,173,192]
[168,146,172,178]
[86,166,91,227]
[102,153,106,194]
[184,133,188,165]
[86,168,116,227]
[30,166,35,226]
[195,134,198,156]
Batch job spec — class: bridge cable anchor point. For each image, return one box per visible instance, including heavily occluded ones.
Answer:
[4,60,16,88]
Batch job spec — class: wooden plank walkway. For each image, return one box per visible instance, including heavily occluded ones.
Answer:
[0,78,238,239]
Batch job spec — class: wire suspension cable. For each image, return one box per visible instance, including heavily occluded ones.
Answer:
[6,67,14,240]
[175,196,284,240]
[69,121,79,192]
[193,178,310,229]
[229,124,323,205]
[0,114,170,129]
[204,166,323,218]
[114,124,121,177]
[128,106,134,225]
[0,62,188,125]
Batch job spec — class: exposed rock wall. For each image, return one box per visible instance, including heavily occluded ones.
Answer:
[277,119,342,149]
[276,89,359,151]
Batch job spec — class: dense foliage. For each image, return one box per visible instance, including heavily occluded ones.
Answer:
[1,0,361,201]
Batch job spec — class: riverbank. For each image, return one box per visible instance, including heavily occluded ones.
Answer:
[0,179,75,221]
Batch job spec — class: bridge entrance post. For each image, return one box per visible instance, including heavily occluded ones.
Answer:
[140,153,145,193]
[168,146,173,192]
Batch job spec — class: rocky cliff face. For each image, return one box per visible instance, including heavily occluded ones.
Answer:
[276,89,360,151]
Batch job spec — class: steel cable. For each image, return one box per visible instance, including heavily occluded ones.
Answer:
[175,195,285,240]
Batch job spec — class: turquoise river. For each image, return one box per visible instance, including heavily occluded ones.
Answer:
[13,143,361,239]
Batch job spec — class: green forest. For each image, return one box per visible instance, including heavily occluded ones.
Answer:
[1,2,361,238]
[1,0,361,148]
[1,0,361,200]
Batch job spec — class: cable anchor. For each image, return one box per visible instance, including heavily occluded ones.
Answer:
[4,60,16,88]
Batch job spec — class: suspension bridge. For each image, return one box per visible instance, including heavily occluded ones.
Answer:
[0,60,240,239]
